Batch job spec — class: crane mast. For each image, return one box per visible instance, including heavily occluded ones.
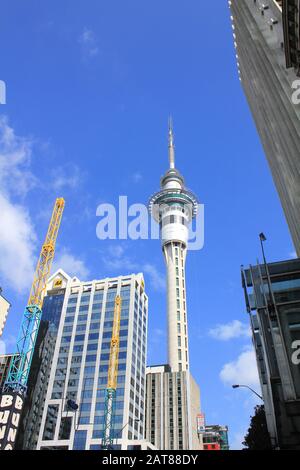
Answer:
[4,198,65,392]
[0,198,65,450]
[102,295,122,450]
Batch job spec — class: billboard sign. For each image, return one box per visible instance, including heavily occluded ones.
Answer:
[197,413,206,434]
[0,392,24,450]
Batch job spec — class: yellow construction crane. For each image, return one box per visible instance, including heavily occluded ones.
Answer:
[0,198,65,450]
[1,198,65,428]
[102,295,122,449]
[28,197,65,309]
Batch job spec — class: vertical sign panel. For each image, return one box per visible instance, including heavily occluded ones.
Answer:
[0,392,24,450]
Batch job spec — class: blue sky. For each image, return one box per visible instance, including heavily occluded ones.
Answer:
[0,1,296,449]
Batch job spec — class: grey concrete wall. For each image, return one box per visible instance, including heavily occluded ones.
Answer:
[230,0,300,255]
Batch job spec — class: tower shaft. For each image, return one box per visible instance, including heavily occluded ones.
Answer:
[164,242,189,372]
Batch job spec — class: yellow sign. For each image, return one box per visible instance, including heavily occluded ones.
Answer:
[53,278,63,288]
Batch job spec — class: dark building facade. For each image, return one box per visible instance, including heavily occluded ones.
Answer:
[229,0,300,256]
[0,354,18,391]
[242,258,300,449]
[16,282,66,449]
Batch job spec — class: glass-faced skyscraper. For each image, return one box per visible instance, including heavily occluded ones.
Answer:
[149,121,198,372]
[19,269,149,450]
[242,258,300,449]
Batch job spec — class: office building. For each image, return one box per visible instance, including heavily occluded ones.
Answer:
[147,123,202,450]
[0,290,11,337]
[0,354,17,391]
[229,0,300,256]
[242,258,300,449]
[18,269,150,450]
[145,365,201,450]
[202,425,229,451]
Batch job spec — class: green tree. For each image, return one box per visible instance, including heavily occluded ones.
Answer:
[243,405,272,450]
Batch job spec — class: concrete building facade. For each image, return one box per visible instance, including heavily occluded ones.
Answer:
[229,0,300,256]
[242,258,300,449]
[0,291,10,337]
[18,269,150,450]
[145,365,201,450]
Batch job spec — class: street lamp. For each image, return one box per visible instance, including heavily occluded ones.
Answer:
[232,384,263,400]
[259,232,268,265]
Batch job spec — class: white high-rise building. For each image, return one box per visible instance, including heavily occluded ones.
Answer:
[18,269,154,450]
[149,120,198,372]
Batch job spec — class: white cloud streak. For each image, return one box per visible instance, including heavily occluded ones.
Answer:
[101,244,165,291]
[0,117,37,292]
[0,116,86,293]
[0,115,37,197]
[52,248,90,279]
[220,347,260,388]
[78,28,99,58]
[0,335,17,355]
[51,164,81,191]
[209,320,251,341]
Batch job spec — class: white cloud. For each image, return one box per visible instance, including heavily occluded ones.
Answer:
[0,340,5,355]
[78,28,99,58]
[52,249,90,279]
[0,194,36,292]
[0,115,37,197]
[209,320,251,341]
[132,172,143,183]
[143,263,165,291]
[101,244,165,291]
[51,164,81,191]
[0,335,17,355]
[103,245,137,272]
[0,116,86,294]
[0,117,37,292]
[220,347,260,388]
[289,251,297,259]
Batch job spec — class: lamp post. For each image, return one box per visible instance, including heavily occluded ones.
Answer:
[232,384,263,400]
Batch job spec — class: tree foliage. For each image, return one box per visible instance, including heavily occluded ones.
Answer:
[243,405,272,450]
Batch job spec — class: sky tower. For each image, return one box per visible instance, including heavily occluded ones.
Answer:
[149,120,198,372]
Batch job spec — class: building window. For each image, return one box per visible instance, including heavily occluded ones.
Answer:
[73,430,87,450]
[42,405,59,441]
[58,417,72,440]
